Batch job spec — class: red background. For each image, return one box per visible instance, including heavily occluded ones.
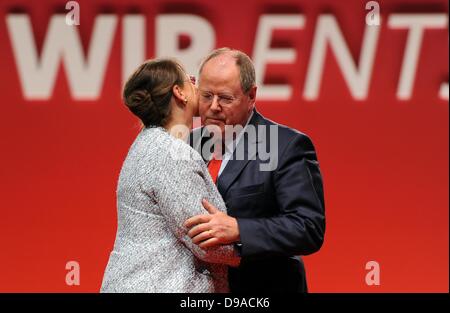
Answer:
[0,0,448,292]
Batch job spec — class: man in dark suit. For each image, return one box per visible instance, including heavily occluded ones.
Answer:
[184,48,325,293]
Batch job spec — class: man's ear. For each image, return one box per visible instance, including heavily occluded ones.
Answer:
[248,85,257,102]
[172,84,185,103]
[248,85,257,110]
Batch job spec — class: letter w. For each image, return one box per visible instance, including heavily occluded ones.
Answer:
[6,14,117,100]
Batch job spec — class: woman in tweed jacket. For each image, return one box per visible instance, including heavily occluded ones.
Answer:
[100,59,240,293]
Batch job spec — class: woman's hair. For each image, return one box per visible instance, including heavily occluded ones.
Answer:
[123,59,186,127]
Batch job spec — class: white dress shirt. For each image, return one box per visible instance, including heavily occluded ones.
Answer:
[216,110,254,177]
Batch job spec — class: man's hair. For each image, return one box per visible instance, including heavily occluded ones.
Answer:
[198,48,256,94]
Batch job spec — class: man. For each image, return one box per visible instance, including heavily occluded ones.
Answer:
[185,48,325,292]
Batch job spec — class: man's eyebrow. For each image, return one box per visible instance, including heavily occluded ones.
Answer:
[218,93,234,97]
[199,88,235,95]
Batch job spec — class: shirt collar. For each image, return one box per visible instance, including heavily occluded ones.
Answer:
[223,110,254,155]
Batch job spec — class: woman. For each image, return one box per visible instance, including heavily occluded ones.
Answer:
[100,59,240,293]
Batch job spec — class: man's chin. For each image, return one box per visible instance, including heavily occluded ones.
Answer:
[204,121,225,137]
[204,119,225,129]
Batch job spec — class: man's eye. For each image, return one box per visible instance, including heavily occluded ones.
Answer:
[220,96,233,103]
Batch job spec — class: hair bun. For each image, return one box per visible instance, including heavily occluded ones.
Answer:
[124,89,156,126]
[126,89,152,108]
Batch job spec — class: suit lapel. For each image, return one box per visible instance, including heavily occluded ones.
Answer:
[190,127,211,163]
[217,110,262,196]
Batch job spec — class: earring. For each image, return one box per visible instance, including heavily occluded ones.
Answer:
[184,98,188,104]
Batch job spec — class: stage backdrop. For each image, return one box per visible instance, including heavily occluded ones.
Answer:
[0,0,448,292]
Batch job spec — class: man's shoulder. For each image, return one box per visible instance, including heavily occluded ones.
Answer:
[256,112,314,150]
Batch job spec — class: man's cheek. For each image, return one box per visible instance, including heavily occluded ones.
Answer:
[199,107,208,121]
[224,113,235,126]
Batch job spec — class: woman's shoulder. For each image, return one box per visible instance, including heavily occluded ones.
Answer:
[138,127,205,170]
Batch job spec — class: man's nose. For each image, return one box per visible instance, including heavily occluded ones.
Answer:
[210,96,221,112]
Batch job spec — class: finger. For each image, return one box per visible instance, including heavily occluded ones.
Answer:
[184,214,211,228]
[192,230,214,244]
[202,199,220,214]
[199,237,221,249]
[187,223,210,238]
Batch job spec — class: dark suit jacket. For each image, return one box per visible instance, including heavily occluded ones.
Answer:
[189,109,325,293]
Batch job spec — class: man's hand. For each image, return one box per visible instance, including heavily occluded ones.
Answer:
[184,199,240,249]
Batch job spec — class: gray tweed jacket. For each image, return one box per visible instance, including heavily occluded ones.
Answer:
[100,126,240,293]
